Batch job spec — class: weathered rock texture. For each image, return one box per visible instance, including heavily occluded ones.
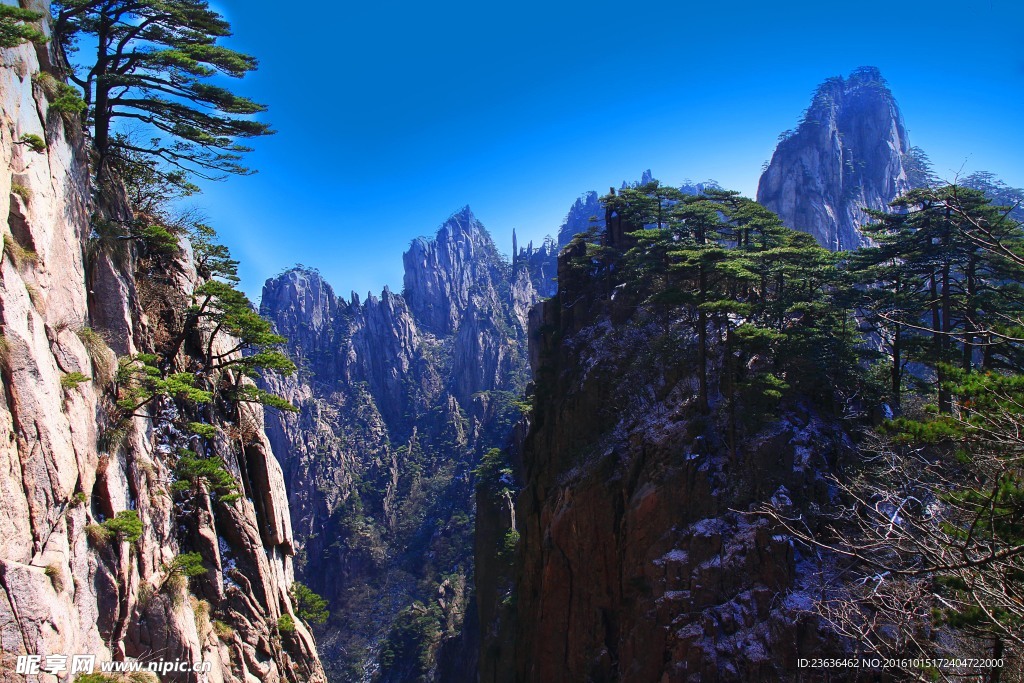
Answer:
[757,66,910,250]
[479,245,850,682]
[261,208,548,681]
[0,16,323,683]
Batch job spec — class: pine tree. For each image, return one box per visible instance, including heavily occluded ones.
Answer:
[52,0,271,184]
[763,184,1024,674]
[853,186,1024,411]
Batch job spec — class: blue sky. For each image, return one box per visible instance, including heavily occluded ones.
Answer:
[189,0,1023,301]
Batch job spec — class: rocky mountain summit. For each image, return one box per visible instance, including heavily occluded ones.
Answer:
[757,66,911,250]
[260,207,547,681]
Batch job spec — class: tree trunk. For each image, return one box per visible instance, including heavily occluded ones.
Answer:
[939,259,952,413]
[962,254,977,371]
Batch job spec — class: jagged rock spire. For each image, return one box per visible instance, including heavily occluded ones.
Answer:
[757,66,911,250]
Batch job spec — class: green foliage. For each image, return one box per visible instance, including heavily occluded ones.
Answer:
[474,390,531,446]
[50,82,88,117]
[189,222,239,281]
[61,371,91,389]
[138,224,180,256]
[790,187,1024,664]
[902,146,939,189]
[102,510,143,543]
[157,222,297,412]
[18,133,46,153]
[474,448,514,496]
[92,219,295,454]
[111,140,200,215]
[89,216,182,260]
[604,184,863,425]
[500,528,520,561]
[290,582,329,625]
[115,354,212,414]
[232,384,298,412]
[852,185,1024,410]
[379,601,444,678]
[276,614,295,633]
[172,450,240,503]
[960,170,1024,222]
[10,182,31,202]
[169,552,208,578]
[188,422,217,439]
[872,367,1024,645]
[52,0,272,182]
[0,5,46,48]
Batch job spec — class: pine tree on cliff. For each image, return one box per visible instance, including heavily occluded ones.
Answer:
[853,186,1024,411]
[768,189,1024,670]
[51,0,271,186]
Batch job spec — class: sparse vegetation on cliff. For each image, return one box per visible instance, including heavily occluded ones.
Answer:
[0,5,46,48]
[495,175,1024,680]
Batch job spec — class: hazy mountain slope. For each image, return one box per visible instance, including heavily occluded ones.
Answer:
[261,207,545,681]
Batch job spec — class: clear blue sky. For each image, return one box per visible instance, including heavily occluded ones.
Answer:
[189,0,1023,301]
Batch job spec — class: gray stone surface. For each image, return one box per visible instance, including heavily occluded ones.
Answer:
[757,67,910,251]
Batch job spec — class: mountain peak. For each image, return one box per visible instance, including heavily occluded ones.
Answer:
[848,64,885,84]
[260,267,339,355]
[442,204,481,236]
[756,67,910,250]
[402,209,505,334]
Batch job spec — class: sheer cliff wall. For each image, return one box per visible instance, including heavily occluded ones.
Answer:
[0,11,323,682]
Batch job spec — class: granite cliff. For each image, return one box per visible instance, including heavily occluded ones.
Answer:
[757,66,911,250]
[0,8,323,682]
[478,190,869,682]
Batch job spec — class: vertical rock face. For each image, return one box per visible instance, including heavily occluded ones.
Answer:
[757,66,910,250]
[402,206,507,336]
[482,246,849,682]
[260,268,342,380]
[511,236,558,309]
[0,20,323,683]
[261,207,547,681]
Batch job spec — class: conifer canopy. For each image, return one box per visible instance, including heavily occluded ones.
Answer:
[52,0,272,184]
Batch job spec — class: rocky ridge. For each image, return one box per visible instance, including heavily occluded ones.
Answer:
[478,226,853,682]
[260,207,542,681]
